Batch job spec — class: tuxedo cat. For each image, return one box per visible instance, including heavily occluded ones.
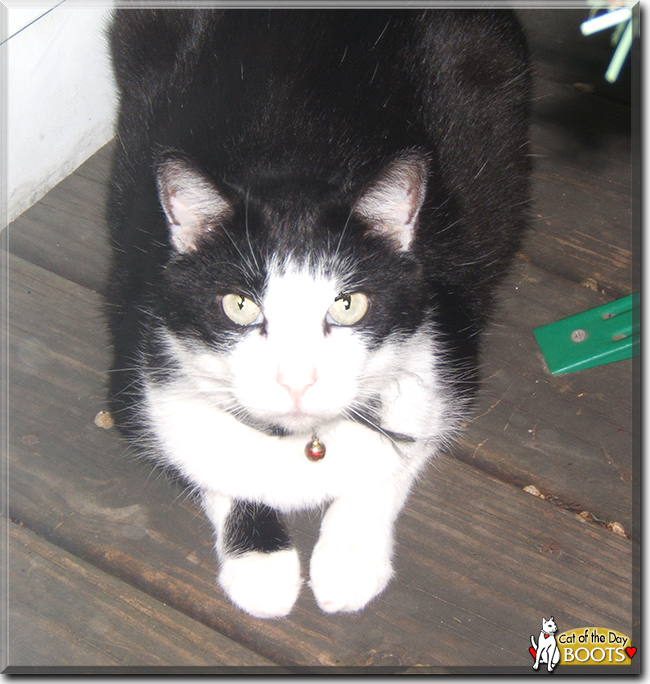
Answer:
[106,9,530,618]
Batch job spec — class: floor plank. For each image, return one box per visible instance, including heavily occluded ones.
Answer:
[525,78,633,299]
[517,8,636,298]
[459,258,633,531]
[7,522,283,670]
[7,142,113,293]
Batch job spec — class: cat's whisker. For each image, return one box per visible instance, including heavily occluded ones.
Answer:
[435,217,462,235]
[207,397,241,412]
[109,376,147,399]
[219,224,258,279]
[333,202,357,263]
[244,190,261,273]
[344,405,400,449]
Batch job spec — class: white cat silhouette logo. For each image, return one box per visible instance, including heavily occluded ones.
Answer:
[530,616,561,672]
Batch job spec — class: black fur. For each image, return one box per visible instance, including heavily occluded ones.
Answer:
[223,501,293,556]
[105,11,530,568]
[106,9,530,436]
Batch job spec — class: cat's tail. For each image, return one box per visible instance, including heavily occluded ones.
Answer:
[529,635,538,661]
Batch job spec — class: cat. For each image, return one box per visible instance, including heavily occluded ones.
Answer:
[106,9,530,618]
[531,617,561,671]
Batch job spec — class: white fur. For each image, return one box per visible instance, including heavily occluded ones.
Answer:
[229,268,366,430]
[309,476,413,612]
[201,490,233,539]
[143,265,463,614]
[218,550,302,619]
[147,388,408,509]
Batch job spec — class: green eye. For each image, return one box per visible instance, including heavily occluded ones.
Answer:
[327,293,369,326]
[222,294,262,326]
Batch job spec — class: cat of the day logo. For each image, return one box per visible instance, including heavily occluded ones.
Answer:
[529,618,636,671]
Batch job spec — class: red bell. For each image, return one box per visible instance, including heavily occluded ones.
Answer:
[305,437,326,461]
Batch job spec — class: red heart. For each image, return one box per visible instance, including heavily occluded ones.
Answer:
[626,647,636,659]
[529,646,537,659]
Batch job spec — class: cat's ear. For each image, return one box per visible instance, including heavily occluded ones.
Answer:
[354,151,428,251]
[156,155,233,253]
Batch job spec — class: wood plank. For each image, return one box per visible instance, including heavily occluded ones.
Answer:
[6,144,113,294]
[524,78,633,299]
[6,251,634,669]
[8,416,635,670]
[71,140,115,186]
[515,9,635,299]
[7,522,282,670]
[458,257,633,531]
[7,203,110,295]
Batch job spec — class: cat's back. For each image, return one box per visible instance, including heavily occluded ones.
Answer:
[109,9,529,183]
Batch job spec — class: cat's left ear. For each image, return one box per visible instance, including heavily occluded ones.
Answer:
[354,151,428,251]
[156,154,233,253]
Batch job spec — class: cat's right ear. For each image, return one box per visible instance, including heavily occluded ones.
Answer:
[354,151,428,252]
[155,155,233,253]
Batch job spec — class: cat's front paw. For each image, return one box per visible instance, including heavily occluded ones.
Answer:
[218,548,302,618]
[309,538,394,613]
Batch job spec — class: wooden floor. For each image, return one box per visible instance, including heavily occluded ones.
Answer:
[3,10,638,673]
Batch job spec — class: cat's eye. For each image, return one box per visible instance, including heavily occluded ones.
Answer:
[222,294,263,326]
[327,293,369,326]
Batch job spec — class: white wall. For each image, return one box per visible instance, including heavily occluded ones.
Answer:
[5,1,117,225]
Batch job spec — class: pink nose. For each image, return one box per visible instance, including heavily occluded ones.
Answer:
[276,365,318,406]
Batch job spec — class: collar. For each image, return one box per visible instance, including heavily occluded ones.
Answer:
[226,407,416,444]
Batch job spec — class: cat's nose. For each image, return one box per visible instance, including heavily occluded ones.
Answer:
[276,364,318,406]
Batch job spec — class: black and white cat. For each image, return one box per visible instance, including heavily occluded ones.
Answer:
[106,9,530,618]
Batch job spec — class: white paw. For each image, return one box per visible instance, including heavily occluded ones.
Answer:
[309,537,394,613]
[218,549,302,619]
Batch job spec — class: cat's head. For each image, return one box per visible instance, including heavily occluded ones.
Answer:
[542,617,558,634]
[152,151,435,435]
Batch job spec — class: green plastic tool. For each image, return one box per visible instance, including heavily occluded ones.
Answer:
[533,292,640,375]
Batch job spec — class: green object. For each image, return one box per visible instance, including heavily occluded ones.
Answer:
[605,19,633,83]
[533,292,640,375]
